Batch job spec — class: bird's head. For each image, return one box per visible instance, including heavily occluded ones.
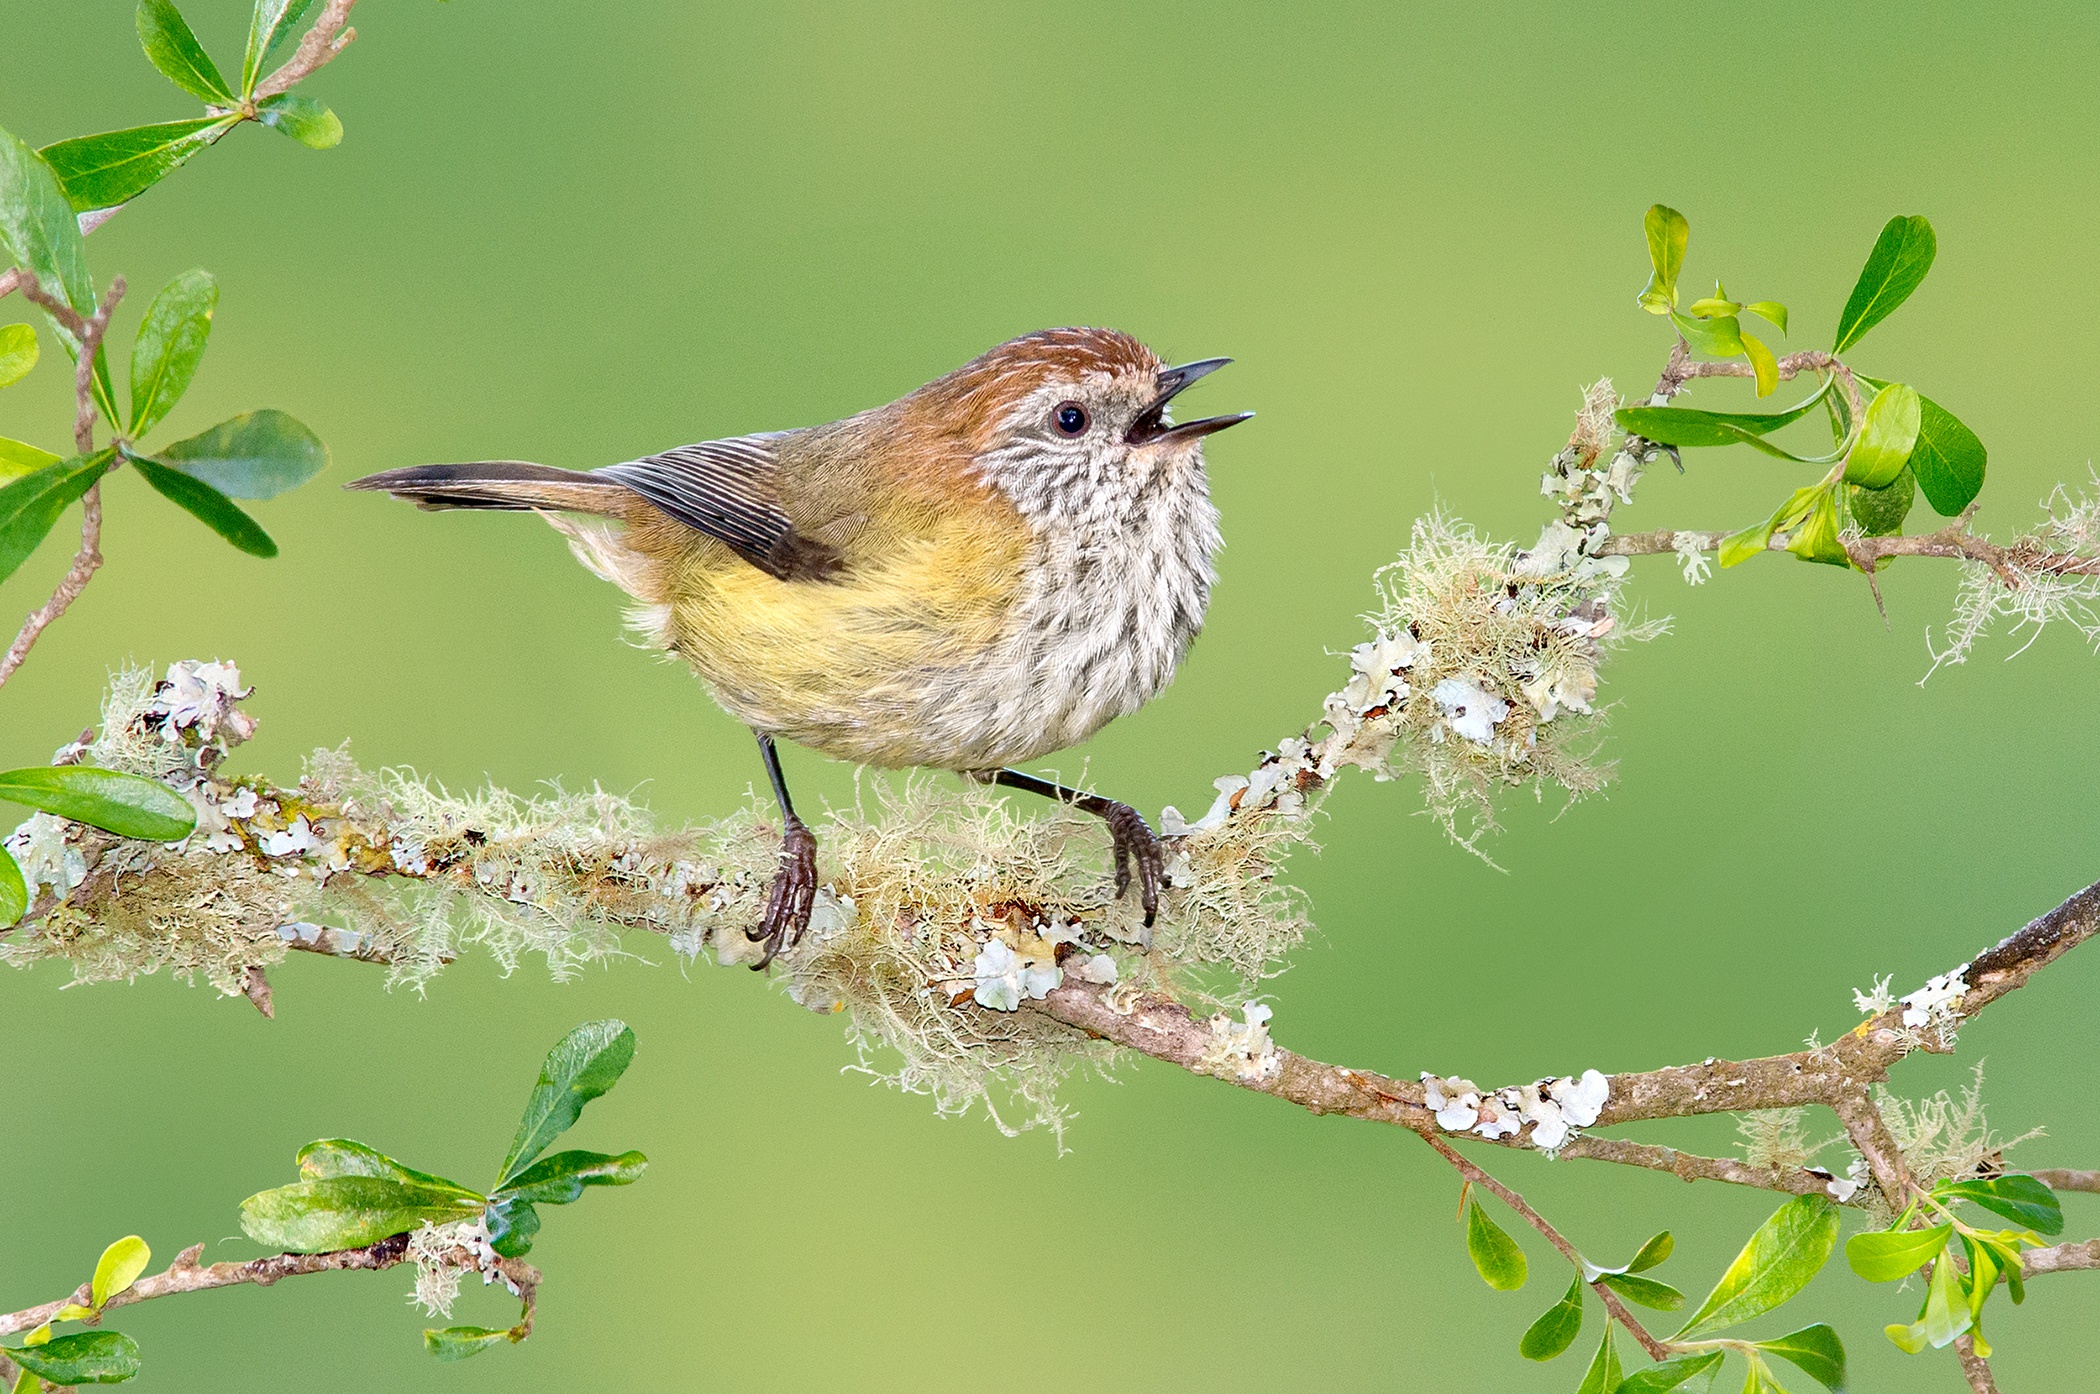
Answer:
[902,327,1251,528]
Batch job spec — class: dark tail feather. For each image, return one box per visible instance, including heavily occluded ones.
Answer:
[345,461,627,514]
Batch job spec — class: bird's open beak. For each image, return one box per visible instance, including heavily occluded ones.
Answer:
[1127,357,1254,446]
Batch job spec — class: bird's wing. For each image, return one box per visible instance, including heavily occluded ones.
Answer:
[597,434,840,581]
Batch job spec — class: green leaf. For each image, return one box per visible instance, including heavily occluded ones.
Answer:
[490,1148,647,1206]
[1674,1195,1838,1340]
[128,269,217,437]
[155,408,327,499]
[1847,466,1914,538]
[243,0,319,97]
[137,0,235,103]
[1845,1223,1952,1282]
[495,1019,637,1187]
[1601,1272,1685,1311]
[1742,331,1778,397]
[1688,296,1741,318]
[40,118,238,217]
[1617,1351,1724,1394]
[1834,216,1936,353]
[1747,301,1788,335]
[1854,374,1986,516]
[295,1139,481,1198]
[0,123,98,327]
[423,1325,518,1362]
[1884,1251,1971,1353]
[0,323,36,388]
[1464,1200,1528,1291]
[1520,1274,1584,1360]
[1718,520,1774,568]
[1,1330,142,1385]
[1629,1231,1675,1273]
[129,454,278,557]
[239,1176,483,1253]
[1643,205,1688,305]
[1939,1174,2063,1236]
[1575,1328,1623,1394]
[0,437,60,483]
[1757,1324,1847,1393]
[1784,486,1848,568]
[0,451,114,585]
[90,1235,151,1309]
[1614,380,1832,448]
[484,1197,540,1258]
[257,95,343,150]
[0,847,25,928]
[1963,1237,1995,1324]
[1673,308,1744,358]
[0,765,196,840]
[1842,383,1920,488]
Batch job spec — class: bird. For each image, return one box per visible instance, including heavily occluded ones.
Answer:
[347,327,1249,967]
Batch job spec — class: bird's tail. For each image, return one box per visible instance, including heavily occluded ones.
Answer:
[344,461,628,514]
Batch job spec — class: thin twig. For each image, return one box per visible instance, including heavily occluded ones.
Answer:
[0,1233,538,1341]
[1954,1333,2000,1394]
[1417,1129,1672,1361]
[2030,1169,2100,1194]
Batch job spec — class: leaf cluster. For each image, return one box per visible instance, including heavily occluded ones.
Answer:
[0,1236,151,1389]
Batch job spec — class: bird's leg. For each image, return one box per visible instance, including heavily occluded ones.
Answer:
[970,768,1163,928]
[749,732,817,970]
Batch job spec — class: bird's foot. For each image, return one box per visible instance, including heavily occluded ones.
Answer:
[748,816,817,970]
[1096,798,1164,929]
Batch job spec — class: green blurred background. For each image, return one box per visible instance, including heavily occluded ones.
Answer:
[4,1,2098,1388]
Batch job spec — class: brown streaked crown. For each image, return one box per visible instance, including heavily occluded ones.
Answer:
[896,328,1164,454]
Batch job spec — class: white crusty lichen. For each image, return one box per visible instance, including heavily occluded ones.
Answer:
[1899,966,1969,1032]
[1421,1069,1609,1153]
[1199,1001,1280,1082]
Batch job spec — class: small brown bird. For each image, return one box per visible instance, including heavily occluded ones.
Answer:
[349,327,1248,965]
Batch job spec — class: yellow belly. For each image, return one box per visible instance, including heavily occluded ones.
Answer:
[662,510,1032,767]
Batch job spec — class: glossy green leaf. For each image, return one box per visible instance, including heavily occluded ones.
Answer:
[1628,1231,1675,1273]
[91,1235,151,1309]
[243,0,319,97]
[1616,1351,1724,1394]
[1757,1324,1847,1393]
[1834,216,1936,353]
[0,451,112,584]
[1884,1251,1971,1353]
[1718,520,1775,568]
[155,408,327,499]
[491,1148,647,1206]
[1939,1174,2063,1235]
[1674,1195,1838,1340]
[1854,374,1986,516]
[1673,308,1743,358]
[1575,1328,1622,1394]
[53,1304,95,1323]
[1,1330,141,1385]
[0,847,25,929]
[0,122,98,326]
[1520,1274,1584,1360]
[1964,1238,1995,1324]
[1464,1200,1528,1291]
[1643,205,1688,305]
[495,1019,637,1186]
[1847,466,1914,538]
[1601,1272,1685,1311]
[295,1139,482,1199]
[0,765,196,840]
[239,1176,484,1253]
[423,1325,518,1362]
[1845,1223,1952,1282]
[0,323,35,388]
[485,1196,540,1258]
[1614,380,1832,448]
[41,118,237,217]
[1741,331,1778,397]
[130,453,278,557]
[128,269,217,437]
[1842,383,1920,488]
[1688,296,1740,318]
[257,94,342,149]
[0,436,60,482]
[1747,301,1788,335]
[137,0,235,103]
[1784,486,1848,568]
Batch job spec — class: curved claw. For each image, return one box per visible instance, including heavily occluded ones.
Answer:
[1097,800,1163,928]
[749,816,818,970]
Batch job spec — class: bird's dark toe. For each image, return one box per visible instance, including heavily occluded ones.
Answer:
[749,818,818,970]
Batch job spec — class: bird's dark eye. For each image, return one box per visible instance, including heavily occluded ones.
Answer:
[1052,401,1089,437]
